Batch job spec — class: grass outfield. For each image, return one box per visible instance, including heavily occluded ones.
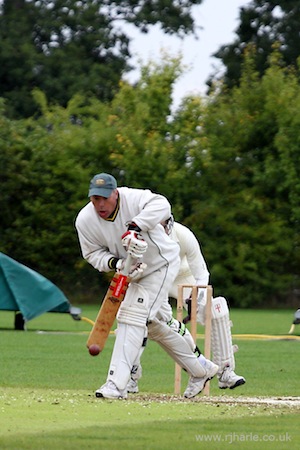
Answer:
[0,306,299,449]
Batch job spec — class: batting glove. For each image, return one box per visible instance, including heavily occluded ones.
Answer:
[129,261,147,279]
[116,259,147,279]
[183,298,191,324]
[121,230,148,258]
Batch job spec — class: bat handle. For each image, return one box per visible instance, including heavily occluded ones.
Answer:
[122,254,133,276]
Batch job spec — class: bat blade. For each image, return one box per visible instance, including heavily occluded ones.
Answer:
[86,259,132,354]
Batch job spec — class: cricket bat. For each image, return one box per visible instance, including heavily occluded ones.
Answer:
[86,255,132,356]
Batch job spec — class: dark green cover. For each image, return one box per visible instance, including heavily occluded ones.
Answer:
[0,252,71,321]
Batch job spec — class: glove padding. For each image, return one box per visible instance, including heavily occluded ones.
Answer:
[121,230,148,258]
[183,298,192,324]
[116,259,147,279]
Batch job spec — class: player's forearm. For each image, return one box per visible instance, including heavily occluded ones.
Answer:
[189,258,210,285]
[132,193,171,231]
[79,237,116,272]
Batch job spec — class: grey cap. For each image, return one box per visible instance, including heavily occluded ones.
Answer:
[88,173,117,198]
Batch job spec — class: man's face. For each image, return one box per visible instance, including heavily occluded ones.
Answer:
[90,189,118,219]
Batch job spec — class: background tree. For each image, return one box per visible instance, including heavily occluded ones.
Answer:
[185,48,300,307]
[0,0,202,119]
[0,58,185,297]
[102,57,184,194]
[210,0,300,89]
[1,50,299,308]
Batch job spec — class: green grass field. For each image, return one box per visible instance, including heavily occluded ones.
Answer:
[0,306,299,449]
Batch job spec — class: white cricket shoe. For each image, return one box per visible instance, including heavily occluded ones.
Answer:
[184,361,219,399]
[218,366,246,389]
[127,378,139,393]
[95,381,127,399]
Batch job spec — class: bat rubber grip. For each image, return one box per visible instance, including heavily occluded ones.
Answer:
[121,255,133,276]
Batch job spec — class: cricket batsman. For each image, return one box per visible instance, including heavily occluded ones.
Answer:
[75,173,218,399]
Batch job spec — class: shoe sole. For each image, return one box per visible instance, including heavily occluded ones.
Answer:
[95,392,126,399]
[219,378,246,390]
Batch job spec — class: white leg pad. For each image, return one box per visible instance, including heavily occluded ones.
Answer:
[130,338,147,382]
[210,296,236,373]
[108,283,149,390]
[129,317,196,381]
[108,323,147,390]
[117,282,149,327]
[130,362,143,382]
[196,289,207,325]
[148,319,206,377]
[168,318,195,352]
